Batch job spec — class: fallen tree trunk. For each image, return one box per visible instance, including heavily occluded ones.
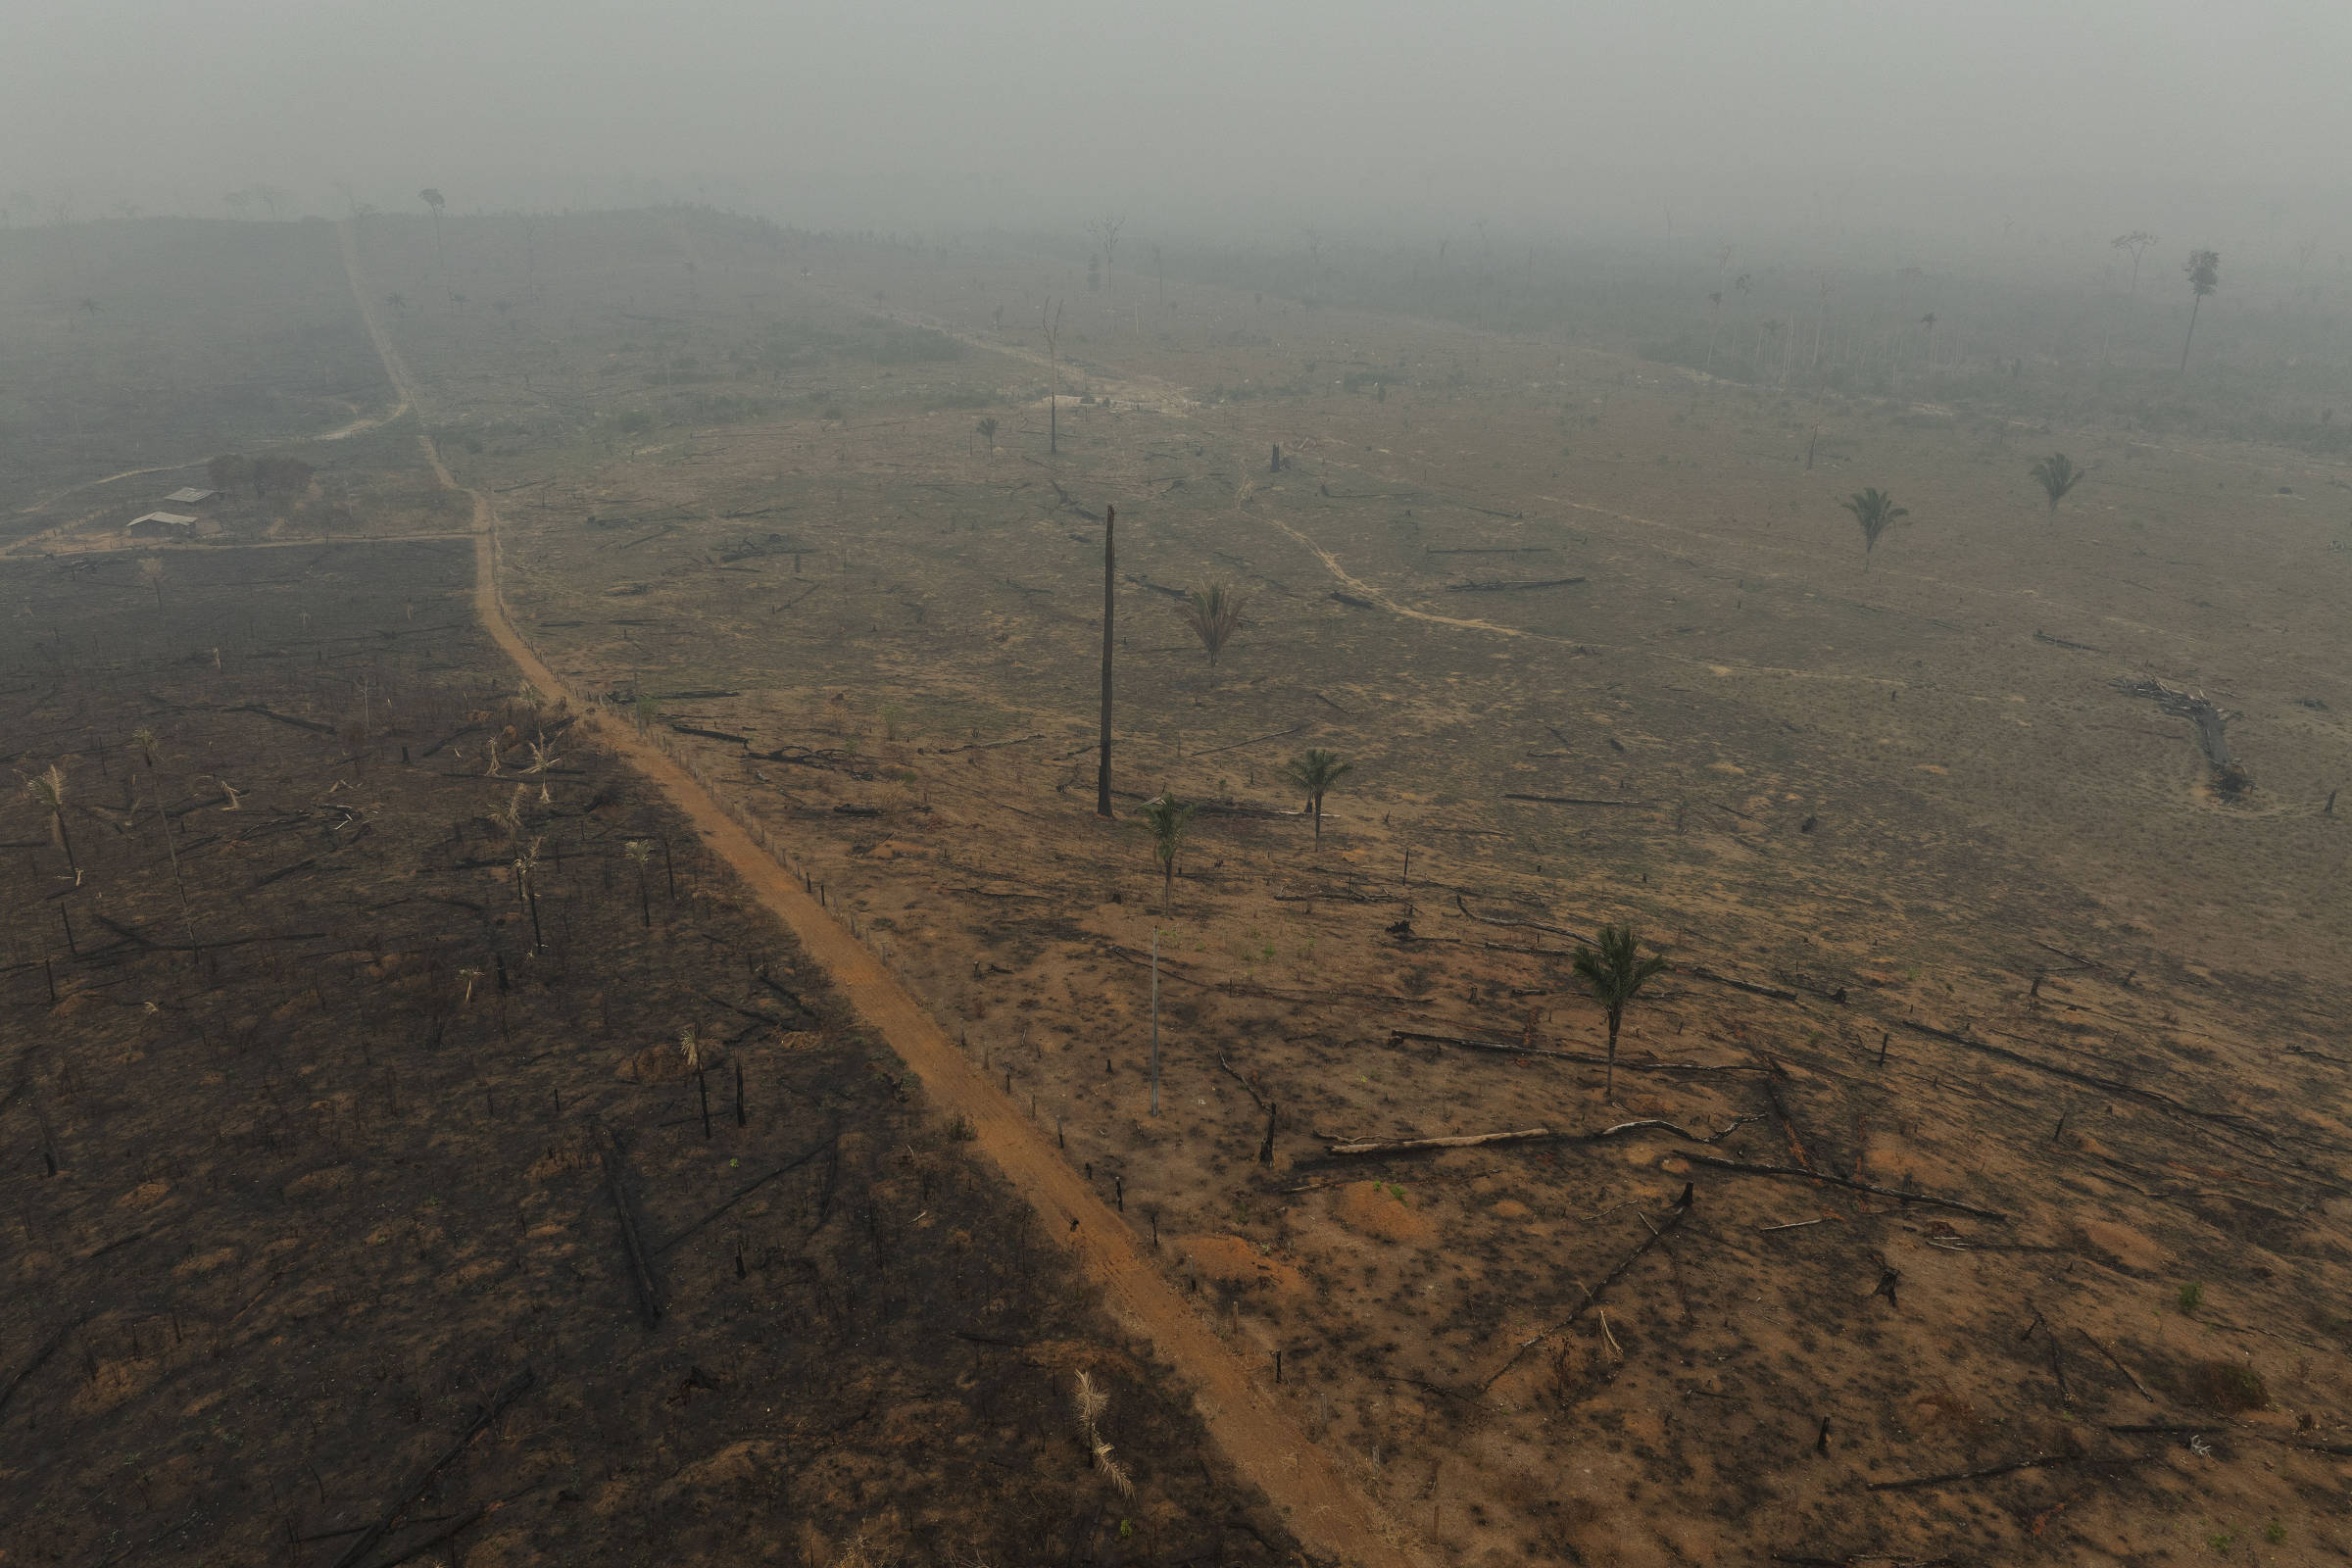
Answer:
[1890,1018,2255,1133]
[1480,1187,1692,1390]
[328,1368,534,1568]
[1685,964,1799,1002]
[1446,576,1587,593]
[1867,1449,2149,1493]
[1679,1152,2008,1220]
[1329,1127,1550,1156]
[1389,1029,1767,1075]
[603,1133,664,1329]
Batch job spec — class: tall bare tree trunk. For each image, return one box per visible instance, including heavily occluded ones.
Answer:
[1098,506,1114,817]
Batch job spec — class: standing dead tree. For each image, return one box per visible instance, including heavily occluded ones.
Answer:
[1098,505,1115,817]
[1087,214,1126,308]
[1041,297,1065,454]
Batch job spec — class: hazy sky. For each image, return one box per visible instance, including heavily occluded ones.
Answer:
[11,1,2349,242]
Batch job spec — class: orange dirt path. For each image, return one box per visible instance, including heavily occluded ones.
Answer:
[337,220,1421,1568]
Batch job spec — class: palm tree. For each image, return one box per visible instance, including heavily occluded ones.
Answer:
[1135,793,1198,909]
[2180,249,2221,372]
[24,763,74,872]
[525,732,560,804]
[1284,749,1353,845]
[1570,923,1670,1098]
[138,557,165,609]
[1178,583,1249,666]
[2030,454,2086,514]
[1841,488,1909,563]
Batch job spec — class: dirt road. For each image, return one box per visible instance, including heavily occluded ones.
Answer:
[336,220,1422,1568]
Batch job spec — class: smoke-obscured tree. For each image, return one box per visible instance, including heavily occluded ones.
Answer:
[207,454,252,495]
[2030,453,2085,514]
[1041,297,1064,454]
[1570,923,1669,1099]
[1841,487,1909,563]
[138,557,165,609]
[1135,792,1197,909]
[975,416,997,452]
[2108,230,2158,362]
[252,456,315,505]
[419,188,446,271]
[1178,582,1248,666]
[2180,249,2221,372]
[1082,217,1119,310]
[1284,748,1352,845]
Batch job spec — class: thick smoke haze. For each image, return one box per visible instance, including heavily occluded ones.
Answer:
[9,1,2350,254]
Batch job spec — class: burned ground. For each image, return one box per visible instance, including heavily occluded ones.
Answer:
[8,208,2352,1566]
[0,543,1296,1567]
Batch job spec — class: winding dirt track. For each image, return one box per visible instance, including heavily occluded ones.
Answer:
[335,221,1420,1568]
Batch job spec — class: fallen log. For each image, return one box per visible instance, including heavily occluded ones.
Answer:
[1890,1018,2254,1132]
[1446,576,1587,593]
[327,1367,534,1568]
[1593,1116,1760,1146]
[1686,965,1799,1002]
[1866,1449,2149,1493]
[1480,1187,1693,1390]
[602,1133,664,1329]
[0,1312,90,1419]
[1329,1128,1551,1155]
[1678,1152,2008,1220]
[2034,629,2102,652]
[1188,722,1307,759]
[1503,793,1648,808]
[667,721,751,745]
[367,1504,489,1568]
[1217,1054,1274,1113]
[1452,894,1588,942]
[227,703,335,736]
[655,1138,836,1256]
[1389,1029,1767,1075]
